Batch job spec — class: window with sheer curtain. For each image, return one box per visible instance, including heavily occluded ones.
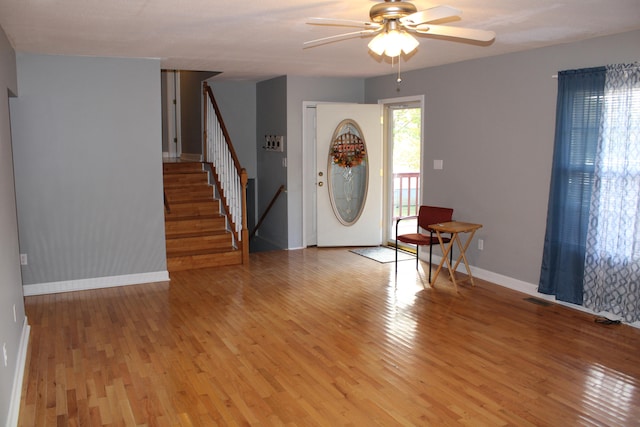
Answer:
[583,63,640,322]
[540,63,640,323]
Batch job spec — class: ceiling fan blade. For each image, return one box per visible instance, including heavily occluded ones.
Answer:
[400,5,462,26]
[303,29,379,48]
[307,17,381,29]
[415,24,496,42]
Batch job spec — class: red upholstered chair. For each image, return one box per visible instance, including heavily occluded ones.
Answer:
[395,205,454,281]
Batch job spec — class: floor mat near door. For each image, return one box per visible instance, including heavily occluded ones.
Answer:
[350,246,415,263]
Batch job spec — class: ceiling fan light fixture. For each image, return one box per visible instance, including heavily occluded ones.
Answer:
[399,31,419,54]
[367,32,388,56]
[306,3,493,63]
[367,28,418,58]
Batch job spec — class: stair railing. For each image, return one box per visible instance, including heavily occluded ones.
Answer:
[203,82,249,264]
[250,185,286,239]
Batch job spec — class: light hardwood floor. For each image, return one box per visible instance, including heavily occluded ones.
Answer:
[19,248,640,426]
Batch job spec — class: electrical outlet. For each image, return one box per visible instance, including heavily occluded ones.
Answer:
[478,239,484,251]
[2,343,7,367]
[20,253,28,265]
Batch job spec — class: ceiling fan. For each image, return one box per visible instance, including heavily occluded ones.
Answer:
[304,0,495,58]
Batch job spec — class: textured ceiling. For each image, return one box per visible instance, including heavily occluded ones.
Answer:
[0,0,638,81]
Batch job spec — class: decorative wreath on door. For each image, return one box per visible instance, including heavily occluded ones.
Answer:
[331,130,366,168]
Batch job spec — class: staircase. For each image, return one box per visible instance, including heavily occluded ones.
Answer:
[163,162,242,271]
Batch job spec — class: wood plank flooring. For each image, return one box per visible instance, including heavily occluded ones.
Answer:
[18,248,640,426]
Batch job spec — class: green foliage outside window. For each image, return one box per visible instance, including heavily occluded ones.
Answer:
[393,108,421,173]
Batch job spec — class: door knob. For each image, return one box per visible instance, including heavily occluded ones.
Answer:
[318,182,324,187]
[318,171,324,177]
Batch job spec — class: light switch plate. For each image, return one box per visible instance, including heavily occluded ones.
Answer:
[434,159,443,170]
[264,135,284,152]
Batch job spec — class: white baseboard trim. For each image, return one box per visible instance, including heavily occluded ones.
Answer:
[428,253,536,293]
[7,317,30,427]
[23,271,170,296]
[428,254,640,329]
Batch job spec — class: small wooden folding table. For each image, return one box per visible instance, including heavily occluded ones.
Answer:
[428,221,482,292]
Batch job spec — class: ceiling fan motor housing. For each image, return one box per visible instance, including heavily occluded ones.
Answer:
[369,0,418,23]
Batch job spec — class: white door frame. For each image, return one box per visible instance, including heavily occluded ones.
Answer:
[302,101,348,248]
[165,70,182,159]
[378,95,425,244]
[302,102,317,247]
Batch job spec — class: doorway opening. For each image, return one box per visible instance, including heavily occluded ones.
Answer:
[382,97,423,247]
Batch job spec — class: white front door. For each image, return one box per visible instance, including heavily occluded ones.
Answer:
[316,103,383,247]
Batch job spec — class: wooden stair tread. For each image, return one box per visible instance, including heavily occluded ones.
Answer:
[163,162,202,170]
[165,214,224,222]
[166,234,233,255]
[163,180,210,187]
[167,247,238,257]
[165,219,225,226]
[164,206,220,221]
[165,195,215,204]
[163,169,205,173]
[165,213,219,221]
[167,199,217,205]
[164,201,218,211]
[164,177,209,185]
[166,198,218,206]
[165,187,213,194]
[165,230,229,239]
[166,228,227,238]
[167,250,242,271]
[163,182,209,189]
[164,182,213,194]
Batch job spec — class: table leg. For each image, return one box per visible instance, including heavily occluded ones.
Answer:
[451,229,478,286]
[430,231,459,292]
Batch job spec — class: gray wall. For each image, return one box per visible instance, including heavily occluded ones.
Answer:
[365,30,640,286]
[0,25,26,425]
[180,71,218,156]
[286,76,365,249]
[208,80,258,231]
[253,76,366,249]
[11,53,167,285]
[256,76,288,248]
[208,80,258,179]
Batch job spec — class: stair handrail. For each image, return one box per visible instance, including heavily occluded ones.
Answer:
[203,82,249,264]
[250,185,286,239]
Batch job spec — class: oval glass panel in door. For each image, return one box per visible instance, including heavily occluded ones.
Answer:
[327,119,369,226]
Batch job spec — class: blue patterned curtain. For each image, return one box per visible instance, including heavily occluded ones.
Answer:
[583,63,640,322]
[539,67,605,304]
